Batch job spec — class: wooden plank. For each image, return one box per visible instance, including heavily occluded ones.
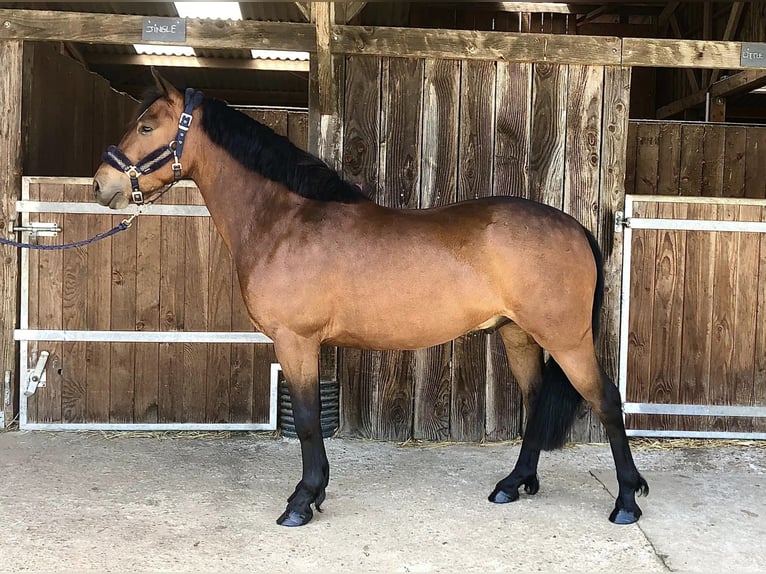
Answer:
[669,14,700,93]
[701,125,725,197]
[679,205,717,432]
[0,9,316,51]
[314,2,336,116]
[710,69,766,98]
[755,207,766,431]
[334,25,622,65]
[158,188,186,423]
[85,53,310,72]
[745,128,766,199]
[374,57,422,440]
[109,210,137,423]
[230,255,255,424]
[183,189,210,423]
[656,123,681,195]
[287,111,309,151]
[656,90,706,121]
[678,124,705,196]
[709,206,738,431]
[624,122,638,196]
[35,182,66,423]
[633,123,660,195]
[647,202,687,430]
[134,213,161,423]
[485,61,531,442]
[414,58,459,442]
[598,66,631,436]
[339,55,381,437]
[206,221,232,424]
[723,127,747,198]
[731,205,760,432]
[529,63,567,208]
[451,60,495,442]
[625,201,658,429]
[0,40,23,427]
[563,65,604,442]
[622,38,744,70]
[85,210,112,423]
[60,184,88,423]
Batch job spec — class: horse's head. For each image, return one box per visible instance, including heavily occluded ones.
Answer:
[93,69,202,209]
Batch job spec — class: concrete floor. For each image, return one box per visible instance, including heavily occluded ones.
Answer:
[1,431,764,572]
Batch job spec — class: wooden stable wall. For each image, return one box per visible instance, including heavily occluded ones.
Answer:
[624,121,766,435]
[336,56,631,443]
[22,42,136,177]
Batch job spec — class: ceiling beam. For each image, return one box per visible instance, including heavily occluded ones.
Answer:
[657,2,680,31]
[294,2,311,21]
[341,1,367,23]
[2,9,766,71]
[669,13,699,92]
[86,53,309,72]
[710,69,766,98]
[656,90,707,120]
[493,3,593,14]
[313,2,336,115]
[709,1,745,85]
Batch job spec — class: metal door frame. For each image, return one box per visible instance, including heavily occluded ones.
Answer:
[15,177,278,431]
[618,194,766,439]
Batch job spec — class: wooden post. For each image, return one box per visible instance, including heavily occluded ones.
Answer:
[709,95,726,122]
[0,40,23,428]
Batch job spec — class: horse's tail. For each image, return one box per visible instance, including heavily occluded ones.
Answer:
[524,227,603,451]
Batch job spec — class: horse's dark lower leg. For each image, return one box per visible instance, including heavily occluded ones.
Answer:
[489,324,544,503]
[273,336,328,527]
[554,347,649,524]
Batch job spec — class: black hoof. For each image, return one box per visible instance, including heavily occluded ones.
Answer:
[488,487,519,504]
[609,506,641,525]
[276,506,314,527]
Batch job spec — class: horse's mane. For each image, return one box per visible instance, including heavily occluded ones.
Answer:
[137,88,369,204]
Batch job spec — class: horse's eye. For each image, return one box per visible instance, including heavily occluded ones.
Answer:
[139,125,153,134]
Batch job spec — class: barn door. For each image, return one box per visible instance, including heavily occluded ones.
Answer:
[619,194,766,438]
[14,177,278,430]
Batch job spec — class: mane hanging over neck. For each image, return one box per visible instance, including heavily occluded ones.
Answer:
[198,97,370,203]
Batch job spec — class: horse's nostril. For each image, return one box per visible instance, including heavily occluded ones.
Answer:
[93,180,100,197]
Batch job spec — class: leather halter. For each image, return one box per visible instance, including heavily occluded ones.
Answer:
[102,88,204,204]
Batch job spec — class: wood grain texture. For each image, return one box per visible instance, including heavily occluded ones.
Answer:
[451,60,495,442]
[755,208,766,431]
[529,63,567,208]
[414,58,459,442]
[339,55,381,438]
[723,127,747,198]
[745,128,766,199]
[678,125,705,196]
[656,123,681,195]
[633,123,660,195]
[0,40,23,427]
[486,61,531,441]
[701,125,725,197]
[61,184,88,423]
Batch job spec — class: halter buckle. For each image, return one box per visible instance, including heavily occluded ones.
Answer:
[172,162,182,180]
[126,166,139,178]
[132,190,145,204]
[178,113,193,131]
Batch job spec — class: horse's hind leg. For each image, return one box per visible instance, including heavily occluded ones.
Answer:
[272,333,329,527]
[552,342,649,524]
[488,323,545,503]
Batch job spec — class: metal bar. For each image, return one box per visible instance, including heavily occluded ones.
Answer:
[14,330,273,344]
[20,423,274,431]
[624,402,766,417]
[627,429,766,440]
[628,218,766,233]
[16,201,210,217]
[618,195,634,412]
[626,194,766,206]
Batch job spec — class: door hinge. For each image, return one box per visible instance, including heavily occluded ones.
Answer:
[24,351,49,397]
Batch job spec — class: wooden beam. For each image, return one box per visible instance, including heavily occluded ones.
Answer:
[0,9,316,52]
[710,2,745,85]
[2,9,766,71]
[86,53,309,72]
[0,40,23,428]
[342,2,367,23]
[294,2,311,21]
[494,2,593,14]
[708,95,726,122]
[657,2,680,31]
[114,85,307,107]
[333,25,623,65]
[710,69,766,97]
[656,90,707,120]
[669,13,700,92]
[313,2,335,116]
[577,6,610,27]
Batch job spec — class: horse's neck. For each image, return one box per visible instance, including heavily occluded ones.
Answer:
[190,145,292,256]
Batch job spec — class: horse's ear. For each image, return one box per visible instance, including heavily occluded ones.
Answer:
[150,67,181,101]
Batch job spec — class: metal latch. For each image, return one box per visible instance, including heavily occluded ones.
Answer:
[8,218,61,244]
[24,351,49,397]
[614,210,629,232]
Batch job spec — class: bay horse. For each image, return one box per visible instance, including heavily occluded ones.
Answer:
[93,70,648,528]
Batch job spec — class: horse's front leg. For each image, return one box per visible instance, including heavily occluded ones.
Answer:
[273,334,328,527]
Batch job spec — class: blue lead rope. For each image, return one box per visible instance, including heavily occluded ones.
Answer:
[0,214,137,250]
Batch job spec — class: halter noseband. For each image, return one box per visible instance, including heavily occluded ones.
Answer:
[103,88,204,204]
